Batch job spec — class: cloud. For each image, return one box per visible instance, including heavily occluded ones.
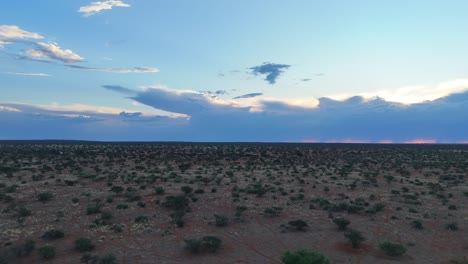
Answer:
[67,65,159,73]
[249,63,291,84]
[79,0,131,17]
[101,83,468,142]
[21,42,84,63]
[330,79,468,104]
[0,25,43,47]
[1,72,50,77]
[1,80,468,142]
[233,93,264,99]
[0,106,21,112]
[102,85,136,95]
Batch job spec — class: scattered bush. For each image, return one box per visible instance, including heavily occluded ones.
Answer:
[162,195,189,210]
[281,249,329,264]
[379,242,407,256]
[344,229,365,248]
[181,186,193,194]
[42,229,65,240]
[412,220,423,229]
[214,214,229,227]
[75,238,95,252]
[333,217,350,231]
[184,236,222,254]
[38,246,56,260]
[155,187,165,195]
[264,207,282,217]
[288,219,308,231]
[37,192,53,203]
[135,215,148,223]
[446,222,458,231]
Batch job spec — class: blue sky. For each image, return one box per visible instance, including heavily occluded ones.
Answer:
[1,0,468,142]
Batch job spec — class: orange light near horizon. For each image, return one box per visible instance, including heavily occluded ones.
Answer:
[404,139,436,144]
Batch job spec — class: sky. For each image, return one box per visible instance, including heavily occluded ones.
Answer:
[1,0,468,143]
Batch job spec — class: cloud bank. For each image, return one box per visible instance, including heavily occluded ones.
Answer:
[1,80,467,142]
[250,63,291,84]
[79,0,131,17]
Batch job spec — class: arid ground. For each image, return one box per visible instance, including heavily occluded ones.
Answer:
[0,142,467,263]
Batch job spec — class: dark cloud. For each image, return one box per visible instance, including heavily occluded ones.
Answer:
[102,85,135,95]
[249,63,291,84]
[233,93,264,99]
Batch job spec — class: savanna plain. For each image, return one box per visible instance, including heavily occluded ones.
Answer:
[0,142,467,264]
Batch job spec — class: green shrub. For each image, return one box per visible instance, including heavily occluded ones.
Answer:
[184,236,222,254]
[162,195,189,210]
[412,220,423,229]
[38,246,56,260]
[281,249,329,264]
[214,214,228,227]
[43,229,65,239]
[288,220,308,231]
[379,242,407,256]
[181,186,193,194]
[264,207,282,217]
[333,217,350,231]
[135,215,148,223]
[75,238,95,252]
[155,187,165,195]
[344,229,365,248]
[14,239,35,257]
[37,192,53,203]
[446,222,458,231]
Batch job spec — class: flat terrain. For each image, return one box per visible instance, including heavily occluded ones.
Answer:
[0,142,467,263]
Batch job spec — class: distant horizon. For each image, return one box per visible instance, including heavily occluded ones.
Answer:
[1,139,467,145]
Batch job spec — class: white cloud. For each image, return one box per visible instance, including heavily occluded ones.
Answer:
[0,105,21,112]
[0,25,43,47]
[329,79,468,104]
[67,65,158,73]
[79,0,131,17]
[23,42,84,63]
[1,72,50,77]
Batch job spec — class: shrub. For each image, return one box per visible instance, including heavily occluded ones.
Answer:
[181,186,193,194]
[135,215,148,223]
[344,229,365,248]
[14,239,35,257]
[412,220,423,229]
[110,186,124,195]
[379,242,407,256]
[333,217,350,231]
[170,210,185,227]
[281,249,329,264]
[38,246,56,260]
[214,214,229,227]
[162,195,189,210]
[42,229,65,240]
[264,207,282,217]
[17,207,31,217]
[37,192,53,203]
[446,222,458,231]
[75,238,95,252]
[184,236,222,254]
[155,187,165,195]
[288,220,308,231]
